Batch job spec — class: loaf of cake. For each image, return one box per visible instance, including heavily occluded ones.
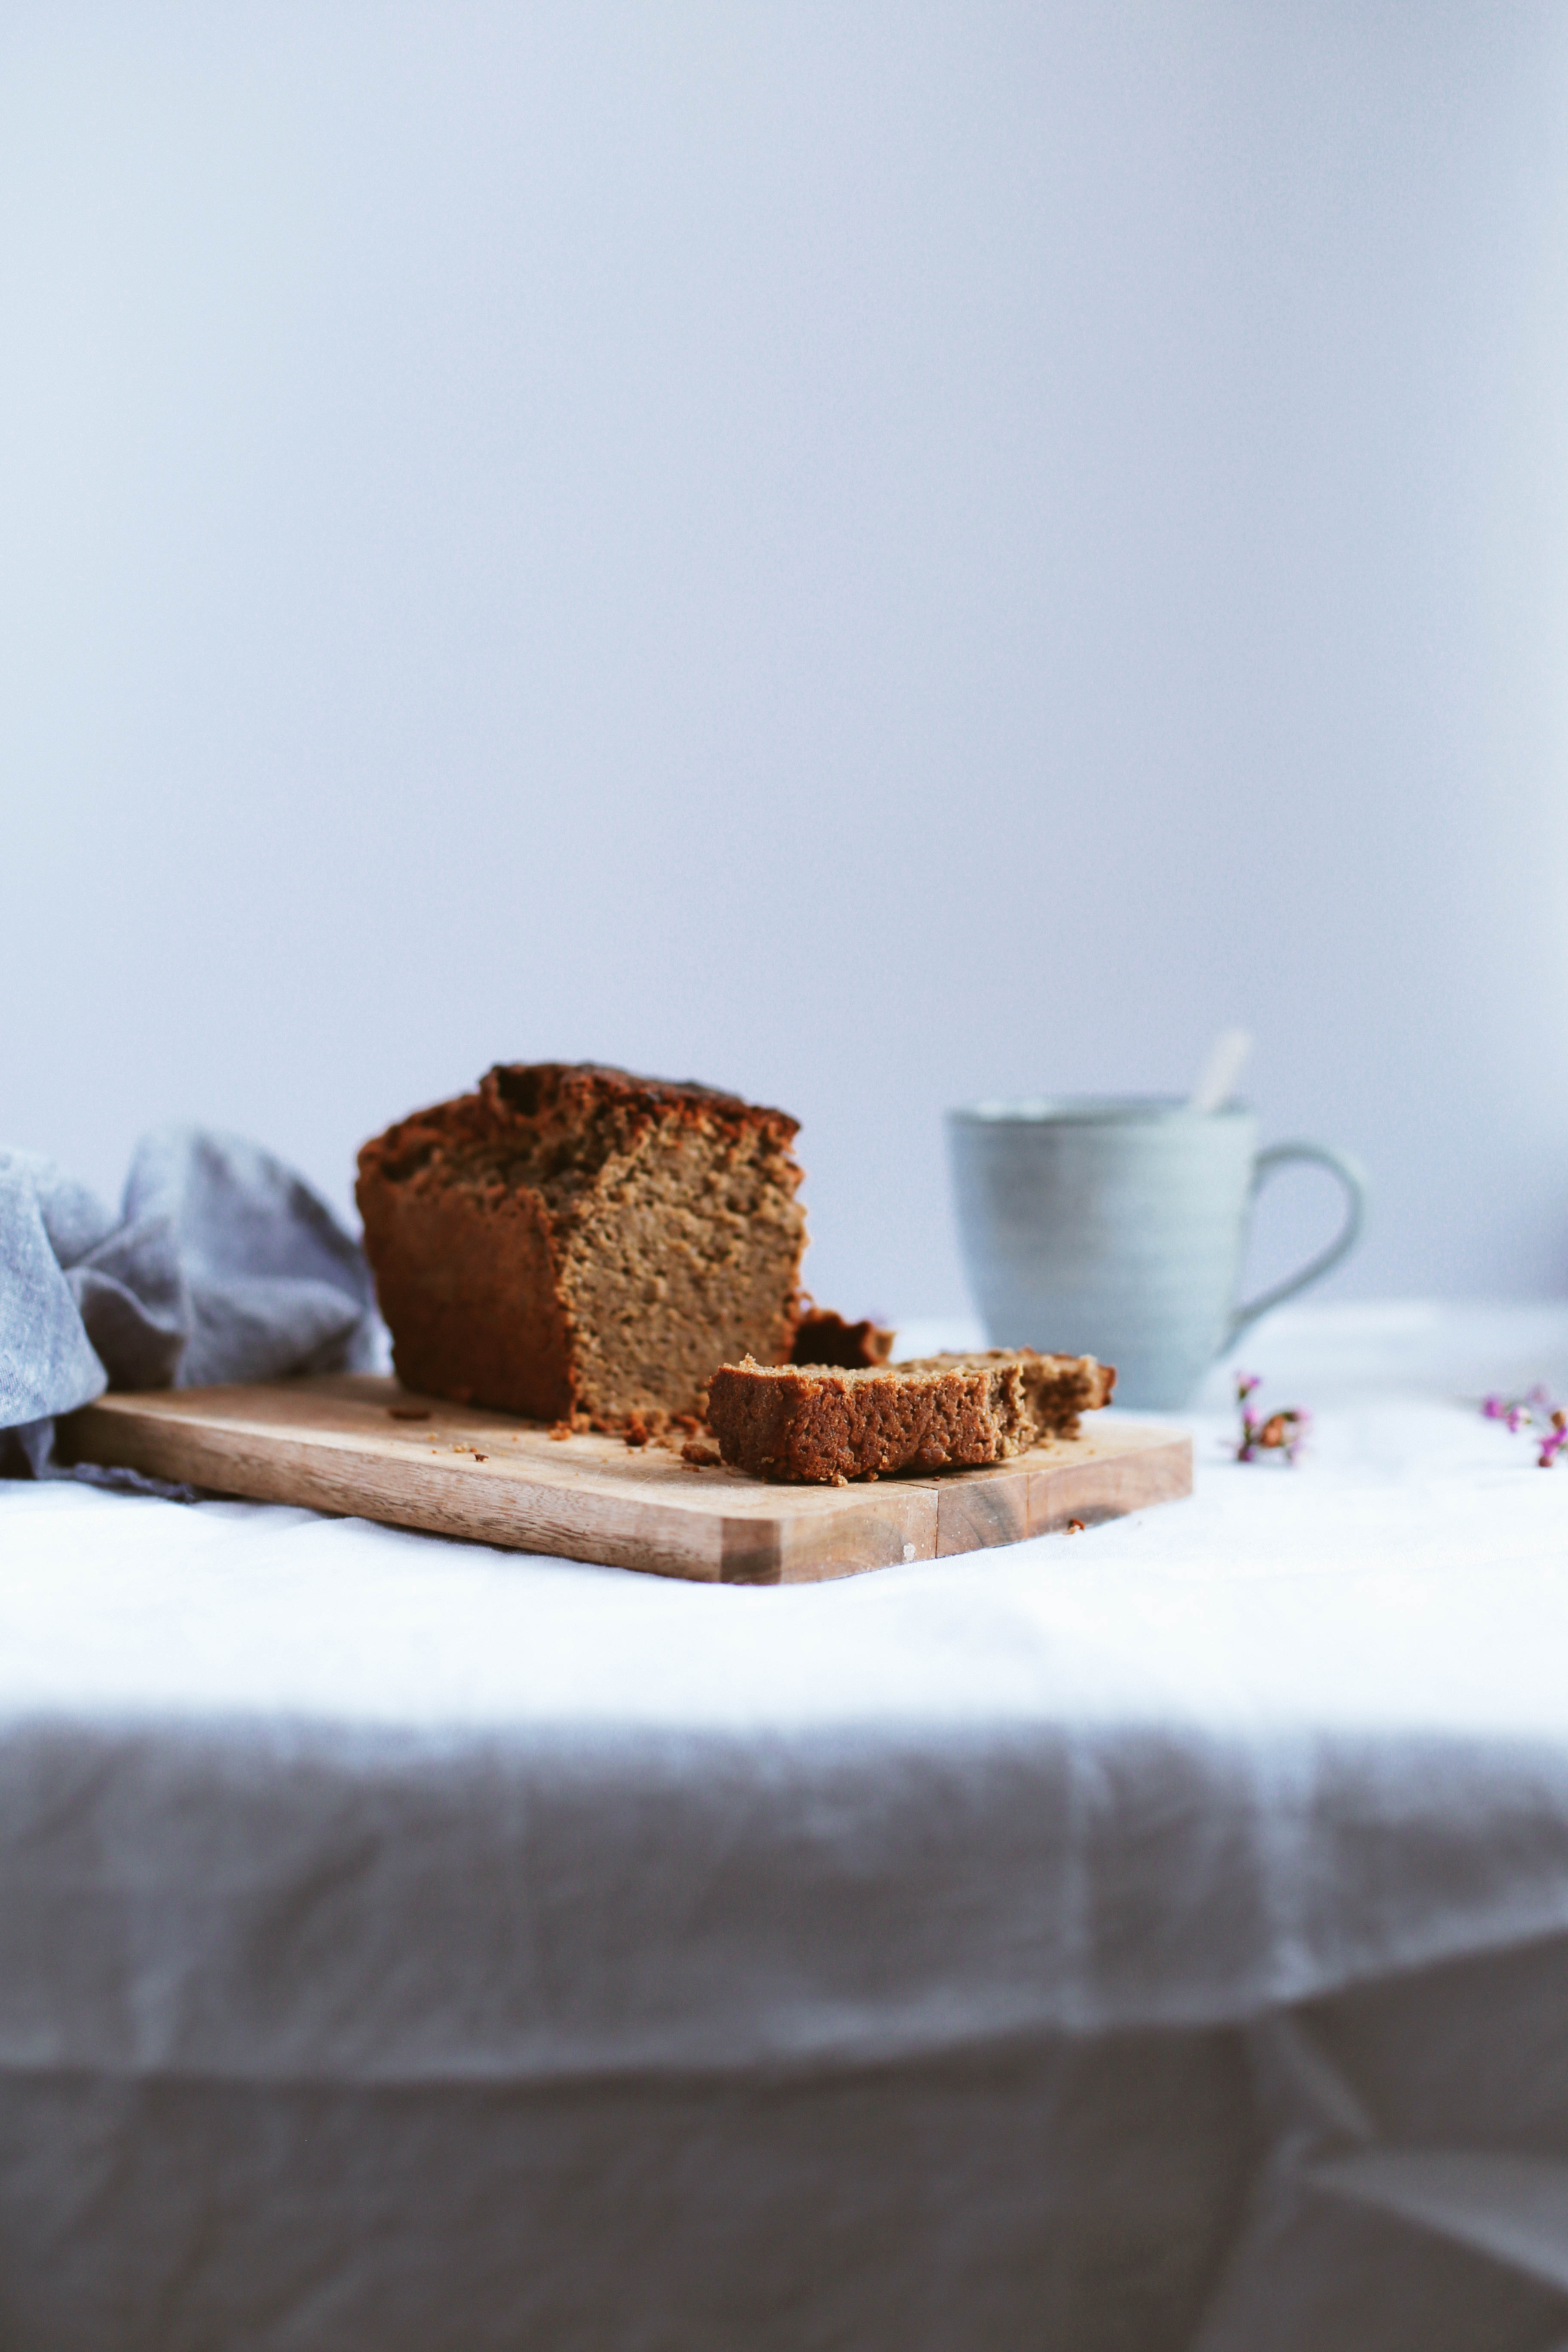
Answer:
[356,1064,807,1425]
[705,1349,1114,1483]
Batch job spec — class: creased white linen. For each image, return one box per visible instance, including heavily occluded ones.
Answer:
[3,1302,1568,2349]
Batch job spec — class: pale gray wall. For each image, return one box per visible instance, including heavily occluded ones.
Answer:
[4,3,1567,1321]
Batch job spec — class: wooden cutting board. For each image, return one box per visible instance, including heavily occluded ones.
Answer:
[58,1374,1192,1585]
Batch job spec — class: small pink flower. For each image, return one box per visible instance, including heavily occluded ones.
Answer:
[1482,1387,1568,1466]
[1234,1377,1308,1465]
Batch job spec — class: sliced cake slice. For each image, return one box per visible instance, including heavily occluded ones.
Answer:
[705,1348,1114,1484]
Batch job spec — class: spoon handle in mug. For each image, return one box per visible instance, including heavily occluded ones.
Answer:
[1222,1142,1369,1352]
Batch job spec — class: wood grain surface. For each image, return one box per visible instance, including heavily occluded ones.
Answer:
[58,1375,1193,1585]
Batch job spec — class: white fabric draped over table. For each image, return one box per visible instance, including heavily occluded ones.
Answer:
[3,1304,1568,2351]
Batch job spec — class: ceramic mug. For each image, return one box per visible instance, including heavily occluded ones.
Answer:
[946,1097,1366,1410]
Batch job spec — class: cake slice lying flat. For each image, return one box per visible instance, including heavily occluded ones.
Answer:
[706,1349,1114,1484]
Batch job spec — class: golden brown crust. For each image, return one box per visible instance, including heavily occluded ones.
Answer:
[356,1161,575,1420]
[357,1064,799,1194]
[706,1350,1114,1483]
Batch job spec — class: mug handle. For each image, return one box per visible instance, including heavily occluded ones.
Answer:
[1222,1142,1368,1353]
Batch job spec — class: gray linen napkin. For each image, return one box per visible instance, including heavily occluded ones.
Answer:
[0,1129,379,1478]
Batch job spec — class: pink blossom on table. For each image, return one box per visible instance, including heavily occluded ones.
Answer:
[1480,1387,1568,1468]
[1234,1373,1310,1465]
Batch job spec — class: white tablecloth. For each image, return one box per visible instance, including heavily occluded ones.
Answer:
[5,1304,1568,2350]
